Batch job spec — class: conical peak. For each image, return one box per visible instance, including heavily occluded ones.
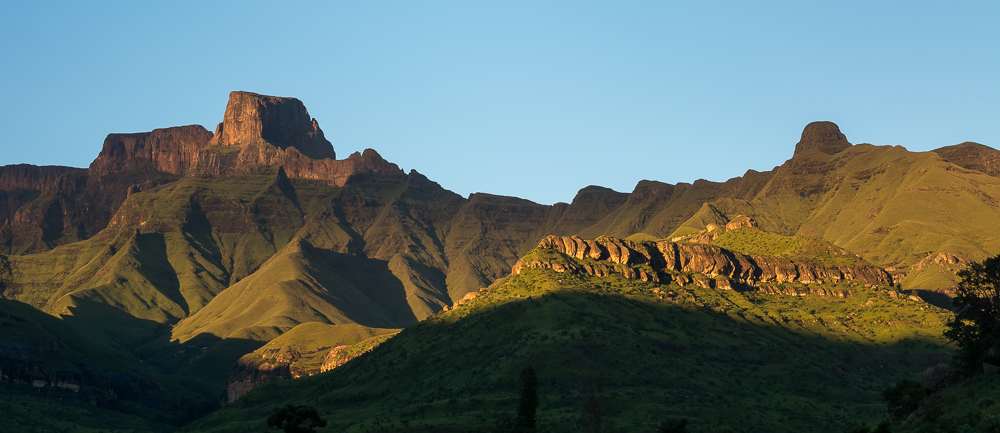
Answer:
[794,121,851,156]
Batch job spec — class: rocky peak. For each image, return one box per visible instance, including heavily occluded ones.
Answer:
[210,91,335,160]
[793,121,852,157]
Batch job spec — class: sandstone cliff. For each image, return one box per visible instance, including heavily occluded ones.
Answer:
[88,125,213,176]
[0,164,85,192]
[513,235,893,293]
[209,91,335,160]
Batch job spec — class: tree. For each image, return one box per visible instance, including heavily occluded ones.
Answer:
[267,404,328,433]
[882,379,927,419]
[518,366,539,429]
[944,254,1000,371]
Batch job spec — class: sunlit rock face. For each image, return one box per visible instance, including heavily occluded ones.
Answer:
[89,125,213,176]
[210,91,335,160]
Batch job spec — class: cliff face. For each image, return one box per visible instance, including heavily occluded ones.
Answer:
[0,164,85,193]
[190,146,403,187]
[88,125,213,176]
[210,91,335,160]
[513,235,893,292]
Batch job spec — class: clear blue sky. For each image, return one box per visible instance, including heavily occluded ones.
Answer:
[2,1,997,205]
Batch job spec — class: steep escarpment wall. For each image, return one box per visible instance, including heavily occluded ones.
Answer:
[513,235,893,290]
[88,125,213,176]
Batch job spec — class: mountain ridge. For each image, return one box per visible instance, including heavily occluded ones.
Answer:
[1,91,999,430]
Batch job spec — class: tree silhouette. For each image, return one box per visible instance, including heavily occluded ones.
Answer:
[267,404,328,433]
[944,254,1000,371]
[517,366,539,429]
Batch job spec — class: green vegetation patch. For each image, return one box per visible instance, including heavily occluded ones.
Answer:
[713,227,873,268]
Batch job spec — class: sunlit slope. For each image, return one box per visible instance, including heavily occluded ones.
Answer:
[674,144,1000,291]
[171,239,404,344]
[188,257,953,433]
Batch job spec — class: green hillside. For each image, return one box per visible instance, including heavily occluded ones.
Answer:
[675,144,1000,293]
[188,256,953,433]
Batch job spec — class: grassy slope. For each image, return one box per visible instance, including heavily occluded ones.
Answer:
[170,239,403,344]
[673,145,1000,292]
[187,262,953,433]
[712,226,873,268]
[0,393,172,433]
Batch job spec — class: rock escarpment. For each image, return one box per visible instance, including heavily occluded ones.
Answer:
[88,125,212,176]
[190,91,401,185]
[0,164,85,192]
[512,235,892,293]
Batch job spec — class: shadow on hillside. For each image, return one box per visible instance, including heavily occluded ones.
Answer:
[133,232,187,314]
[915,289,956,311]
[24,299,246,426]
[304,245,421,326]
[211,284,958,433]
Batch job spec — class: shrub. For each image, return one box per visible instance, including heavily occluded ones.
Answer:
[267,404,328,433]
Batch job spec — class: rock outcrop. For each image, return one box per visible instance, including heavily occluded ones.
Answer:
[794,121,852,156]
[512,235,893,292]
[89,125,213,176]
[919,363,964,391]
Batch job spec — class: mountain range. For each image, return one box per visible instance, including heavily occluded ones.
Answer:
[1,91,997,432]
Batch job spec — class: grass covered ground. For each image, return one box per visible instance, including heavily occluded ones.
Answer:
[712,226,873,268]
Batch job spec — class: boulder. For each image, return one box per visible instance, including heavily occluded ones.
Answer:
[920,363,963,391]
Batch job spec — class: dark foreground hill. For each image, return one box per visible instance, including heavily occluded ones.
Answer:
[0,91,997,430]
[188,249,953,433]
